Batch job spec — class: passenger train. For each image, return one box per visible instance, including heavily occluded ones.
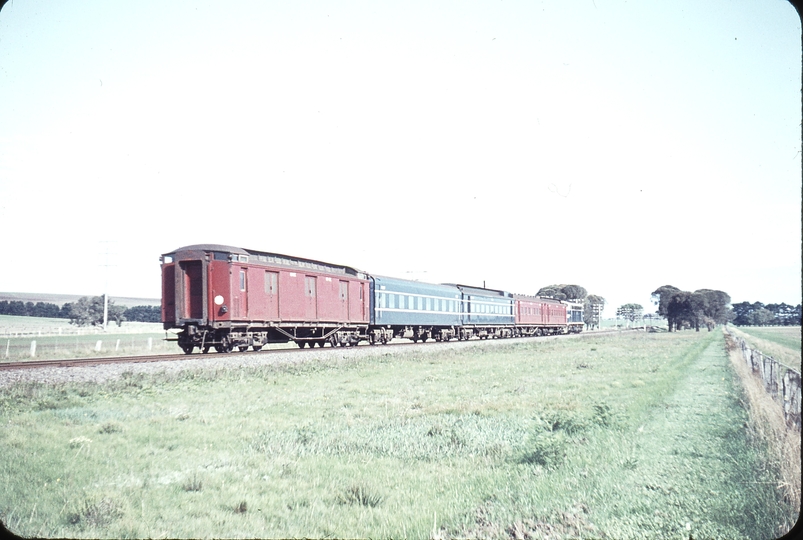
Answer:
[161,244,583,353]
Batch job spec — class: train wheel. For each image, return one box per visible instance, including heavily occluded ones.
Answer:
[215,337,233,353]
[238,346,248,352]
[252,345,263,351]
[202,346,211,354]
[298,341,306,348]
[181,345,194,354]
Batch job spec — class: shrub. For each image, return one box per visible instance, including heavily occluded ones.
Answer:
[337,484,383,507]
[520,430,567,468]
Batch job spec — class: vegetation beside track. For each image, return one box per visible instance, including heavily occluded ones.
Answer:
[729,326,801,369]
[0,330,795,538]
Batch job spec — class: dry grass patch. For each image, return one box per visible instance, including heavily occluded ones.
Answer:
[724,331,801,523]
[729,326,801,368]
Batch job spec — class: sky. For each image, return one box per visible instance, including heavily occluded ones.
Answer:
[0,0,800,317]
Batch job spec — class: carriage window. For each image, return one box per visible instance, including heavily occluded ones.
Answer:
[417,296,423,310]
[388,293,395,309]
[240,270,246,291]
[426,297,431,311]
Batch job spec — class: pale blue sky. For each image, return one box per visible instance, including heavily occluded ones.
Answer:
[0,0,800,316]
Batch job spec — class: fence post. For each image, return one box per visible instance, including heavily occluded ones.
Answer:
[148,337,153,351]
[5,339,9,359]
[30,340,36,358]
[116,339,120,351]
[95,340,102,352]
[783,369,802,429]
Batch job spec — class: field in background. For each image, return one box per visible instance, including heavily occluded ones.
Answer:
[0,329,795,538]
[0,293,160,308]
[0,315,175,360]
[730,326,801,369]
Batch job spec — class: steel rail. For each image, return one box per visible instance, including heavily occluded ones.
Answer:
[0,328,638,371]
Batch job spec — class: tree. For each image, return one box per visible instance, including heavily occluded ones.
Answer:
[693,289,732,330]
[68,296,125,327]
[764,303,801,326]
[30,302,62,318]
[731,301,758,326]
[123,305,161,323]
[749,308,774,326]
[651,285,684,331]
[4,300,27,316]
[536,284,587,302]
[616,303,643,327]
[651,285,732,332]
[584,294,606,330]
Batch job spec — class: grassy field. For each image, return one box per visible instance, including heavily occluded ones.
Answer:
[0,293,160,308]
[0,330,796,538]
[729,326,801,369]
[0,316,175,360]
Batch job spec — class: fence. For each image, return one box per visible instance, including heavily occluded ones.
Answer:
[0,325,145,338]
[725,327,801,430]
[2,334,174,360]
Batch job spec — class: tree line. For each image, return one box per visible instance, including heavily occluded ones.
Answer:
[651,286,733,332]
[730,301,801,326]
[0,298,161,325]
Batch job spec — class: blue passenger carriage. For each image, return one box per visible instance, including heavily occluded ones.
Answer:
[369,275,462,342]
[455,285,516,339]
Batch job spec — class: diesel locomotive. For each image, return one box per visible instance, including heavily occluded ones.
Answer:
[161,244,583,354]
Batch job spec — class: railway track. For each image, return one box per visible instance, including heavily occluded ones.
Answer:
[0,328,642,372]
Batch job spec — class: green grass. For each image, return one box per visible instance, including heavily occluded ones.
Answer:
[0,330,795,538]
[735,326,801,353]
[731,326,801,369]
[0,315,174,361]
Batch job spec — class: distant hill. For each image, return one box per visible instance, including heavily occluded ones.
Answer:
[0,292,160,308]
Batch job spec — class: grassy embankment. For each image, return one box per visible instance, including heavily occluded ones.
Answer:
[724,325,801,521]
[1,330,796,538]
[729,326,801,369]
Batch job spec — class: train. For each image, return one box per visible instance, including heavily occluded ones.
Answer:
[161,244,584,353]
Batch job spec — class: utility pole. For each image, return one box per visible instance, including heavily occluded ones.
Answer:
[99,241,117,331]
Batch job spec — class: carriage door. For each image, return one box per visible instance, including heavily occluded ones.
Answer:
[265,271,279,320]
[179,261,204,320]
[304,276,318,320]
[339,280,349,321]
[231,268,248,318]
